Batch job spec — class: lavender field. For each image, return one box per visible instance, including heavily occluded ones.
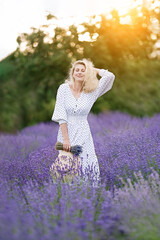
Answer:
[0,111,160,240]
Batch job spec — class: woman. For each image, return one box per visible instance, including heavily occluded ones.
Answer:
[51,58,115,185]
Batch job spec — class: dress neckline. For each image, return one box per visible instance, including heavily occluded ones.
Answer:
[67,83,83,101]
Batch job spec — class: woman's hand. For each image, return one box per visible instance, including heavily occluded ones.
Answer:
[63,138,71,152]
[94,68,100,75]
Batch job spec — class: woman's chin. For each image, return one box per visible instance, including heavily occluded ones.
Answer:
[75,78,84,82]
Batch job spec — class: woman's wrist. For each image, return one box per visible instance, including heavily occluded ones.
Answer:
[94,68,100,75]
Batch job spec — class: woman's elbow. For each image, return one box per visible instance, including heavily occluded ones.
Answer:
[108,74,115,90]
[111,72,115,81]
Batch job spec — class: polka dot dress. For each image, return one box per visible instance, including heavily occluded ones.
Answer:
[51,69,115,184]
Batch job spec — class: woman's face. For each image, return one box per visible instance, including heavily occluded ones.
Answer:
[73,63,86,82]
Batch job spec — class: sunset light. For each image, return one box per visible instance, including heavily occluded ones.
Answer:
[0,0,159,60]
[104,0,133,16]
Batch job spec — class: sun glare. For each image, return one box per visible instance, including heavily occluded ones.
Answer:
[54,0,136,30]
[107,0,134,16]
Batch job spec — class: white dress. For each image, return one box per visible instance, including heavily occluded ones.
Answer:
[51,69,115,184]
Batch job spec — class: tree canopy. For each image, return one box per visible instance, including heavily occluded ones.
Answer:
[0,2,160,132]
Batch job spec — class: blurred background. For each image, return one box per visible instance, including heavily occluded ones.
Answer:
[0,0,160,133]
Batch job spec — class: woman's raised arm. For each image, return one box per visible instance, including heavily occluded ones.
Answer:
[94,68,115,100]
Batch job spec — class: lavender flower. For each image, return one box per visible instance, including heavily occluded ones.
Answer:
[55,141,83,156]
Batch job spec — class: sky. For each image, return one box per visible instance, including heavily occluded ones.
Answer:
[0,0,138,61]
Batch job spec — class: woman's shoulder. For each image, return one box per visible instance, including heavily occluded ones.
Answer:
[58,83,68,92]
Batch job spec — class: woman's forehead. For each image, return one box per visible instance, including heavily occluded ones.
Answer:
[74,63,86,69]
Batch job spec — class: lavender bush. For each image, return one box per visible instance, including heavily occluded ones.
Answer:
[0,111,160,240]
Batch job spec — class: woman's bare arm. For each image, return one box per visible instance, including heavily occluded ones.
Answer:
[59,123,71,152]
[60,122,69,141]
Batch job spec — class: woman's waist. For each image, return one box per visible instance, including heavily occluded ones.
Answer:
[67,115,88,123]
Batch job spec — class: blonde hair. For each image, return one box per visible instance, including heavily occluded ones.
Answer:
[64,58,99,93]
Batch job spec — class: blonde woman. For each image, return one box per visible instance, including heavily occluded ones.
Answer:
[51,58,115,185]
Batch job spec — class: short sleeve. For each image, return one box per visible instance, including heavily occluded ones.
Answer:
[51,84,67,125]
[95,69,115,101]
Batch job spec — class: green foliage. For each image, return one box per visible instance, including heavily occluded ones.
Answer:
[0,6,160,132]
[129,214,160,240]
